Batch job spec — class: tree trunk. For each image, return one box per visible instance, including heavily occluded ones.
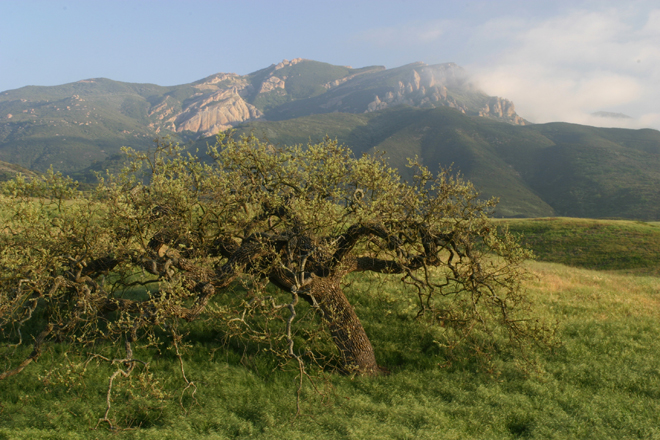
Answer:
[310,275,380,375]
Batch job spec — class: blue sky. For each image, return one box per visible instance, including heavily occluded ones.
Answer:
[1,0,658,129]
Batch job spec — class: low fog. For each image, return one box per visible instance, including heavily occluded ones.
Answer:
[357,3,659,130]
[470,8,660,130]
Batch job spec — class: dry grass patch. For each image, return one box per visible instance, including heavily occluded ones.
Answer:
[524,260,660,319]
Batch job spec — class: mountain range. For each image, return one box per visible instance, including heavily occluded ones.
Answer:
[1,59,659,220]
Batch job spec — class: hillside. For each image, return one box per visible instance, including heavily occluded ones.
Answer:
[3,59,660,220]
[0,79,163,172]
[0,59,524,173]
[225,107,660,219]
[502,217,660,273]
[0,159,38,182]
[19,103,660,220]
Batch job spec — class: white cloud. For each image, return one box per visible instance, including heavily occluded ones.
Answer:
[639,9,660,37]
[470,6,660,130]
[638,113,660,128]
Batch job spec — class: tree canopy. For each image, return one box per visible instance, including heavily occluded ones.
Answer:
[0,135,551,396]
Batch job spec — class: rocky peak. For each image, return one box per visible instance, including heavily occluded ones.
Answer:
[174,88,263,136]
[140,59,527,137]
[479,97,526,125]
[274,58,304,70]
[203,73,241,84]
[360,64,525,125]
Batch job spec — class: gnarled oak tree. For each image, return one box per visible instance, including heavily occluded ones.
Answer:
[1,135,548,381]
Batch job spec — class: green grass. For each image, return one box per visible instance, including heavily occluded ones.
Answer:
[2,257,660,439]
[2,211,660,437]
[3,193,660,437]
[502,217,660,274]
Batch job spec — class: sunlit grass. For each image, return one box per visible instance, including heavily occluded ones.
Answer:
[2,257,660,438]
[501,217,660,274]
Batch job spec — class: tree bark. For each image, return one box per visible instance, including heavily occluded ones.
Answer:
[310,275,380,375]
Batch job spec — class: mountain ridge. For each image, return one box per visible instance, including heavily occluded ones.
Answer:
[0,59,525,173]
[3,59,660,220]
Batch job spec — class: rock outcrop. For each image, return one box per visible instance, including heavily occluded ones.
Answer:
[138,60,528,137]
[273,58,304,70]
[146,73,263,136]
[360,64,526,124]
[479,97,526,125]
[174,88,263,136]
[259,76,286,93]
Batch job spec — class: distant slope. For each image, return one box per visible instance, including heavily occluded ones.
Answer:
[0,78,166,172]
[0,159,38,182]
[521,124,660,220]
[503,217,660,274]
[225,107,660,220]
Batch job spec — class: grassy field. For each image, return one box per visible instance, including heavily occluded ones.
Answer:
[1,217,660,439]
[503,217,660,274]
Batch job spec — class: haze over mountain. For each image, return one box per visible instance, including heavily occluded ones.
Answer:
[1,59,660,220]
